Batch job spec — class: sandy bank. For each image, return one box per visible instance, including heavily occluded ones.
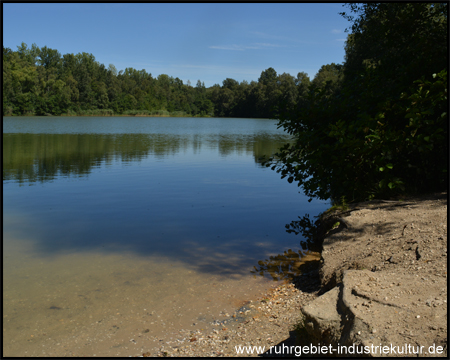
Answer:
[140,193,447,357]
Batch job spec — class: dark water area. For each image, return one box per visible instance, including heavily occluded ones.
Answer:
[3,116,329,356]
[3,116,327,273]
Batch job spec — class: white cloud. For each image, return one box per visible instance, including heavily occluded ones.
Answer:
[254,42,285,48]
[331,29,341,34]
[209,45,246,51]
[336,38,346,42]
[171,63,261,76]
[209,42,285,51]
[249,30,317,45]
[250,31,279,39]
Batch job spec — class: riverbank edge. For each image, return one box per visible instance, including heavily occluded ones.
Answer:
[3,114,208,118]
[143,192,447,357]
[297,192,447,357]
[3,114,271,119]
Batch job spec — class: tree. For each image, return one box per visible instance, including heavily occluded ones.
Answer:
[108,64,118,77]
[276,73,297,118]
[341,2,448,110]
[222,78,239,91]
[38,46,61,70]
[17,42,40,65]
[258,67,277,86]
[311,63,343,90]
[268,2,448,202]
[73,63,93,109]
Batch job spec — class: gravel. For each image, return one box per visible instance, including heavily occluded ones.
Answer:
[138,277,320,357]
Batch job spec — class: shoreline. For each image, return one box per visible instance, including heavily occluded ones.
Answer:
[3,114,199,118]
[140,192,447,357]
[142,280,320,357]
[2,114,271,119]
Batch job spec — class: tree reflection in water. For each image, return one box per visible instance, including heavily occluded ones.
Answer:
[251,249,320,282]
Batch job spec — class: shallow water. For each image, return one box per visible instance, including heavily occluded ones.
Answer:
[3,116,328,356]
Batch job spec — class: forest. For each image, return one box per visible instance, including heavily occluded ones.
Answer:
[3,3,447,202]
[2,41,337,118]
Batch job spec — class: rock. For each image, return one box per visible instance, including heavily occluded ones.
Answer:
[301,286,342,346]
[302,193,447,357]
[302,269,448,355]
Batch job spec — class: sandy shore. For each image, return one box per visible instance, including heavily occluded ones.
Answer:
[139,193,447,357]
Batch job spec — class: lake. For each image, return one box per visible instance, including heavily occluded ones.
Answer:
[3,116,329,356]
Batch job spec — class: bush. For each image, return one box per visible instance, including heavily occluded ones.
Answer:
[269,70,447,202]
[77,109,114,116]
[267,3,448,202]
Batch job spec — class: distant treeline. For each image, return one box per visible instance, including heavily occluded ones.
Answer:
[3,43,341,118]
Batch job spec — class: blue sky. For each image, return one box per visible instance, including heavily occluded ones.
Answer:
[3,3,350,87]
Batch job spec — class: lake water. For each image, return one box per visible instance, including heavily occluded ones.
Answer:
[3,116,329,356]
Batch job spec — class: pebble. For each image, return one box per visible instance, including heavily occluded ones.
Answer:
[138,198,448,358]
[140,283,317,357]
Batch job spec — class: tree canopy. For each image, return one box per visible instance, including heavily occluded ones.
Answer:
[268,2,448,202]
[3,44,313,119]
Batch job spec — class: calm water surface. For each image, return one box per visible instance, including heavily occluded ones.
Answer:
[3,116,328,356]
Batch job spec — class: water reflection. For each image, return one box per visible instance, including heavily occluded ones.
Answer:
[251,249,320,281]
[3,117,329,278]
[3,132,288,184]
[3,117,331,358]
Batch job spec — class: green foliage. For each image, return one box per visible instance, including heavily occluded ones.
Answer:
[327,196,349,212]
[267,3,448,202]
[3,43,315,119]
[366,70,448,194]
[258,67,277,86]
[310,63,343,94]
[78,109,114,116]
